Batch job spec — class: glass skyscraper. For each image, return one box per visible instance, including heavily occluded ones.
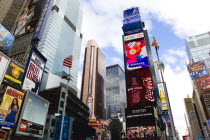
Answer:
[38,0,83,91]
[106,64,126,120]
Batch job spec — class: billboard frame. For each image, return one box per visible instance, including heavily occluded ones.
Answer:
[15,90,49,138]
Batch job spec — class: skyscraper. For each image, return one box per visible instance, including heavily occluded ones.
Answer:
[81,40,106,120]
[186,32,210,63]
[106,64,126,120]
[38,0,83,91]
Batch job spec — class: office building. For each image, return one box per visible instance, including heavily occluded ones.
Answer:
[0,0,27,32]
[186,32,210,63]
[200,92,210,120]
[184,98,203,140]
[38,0,83,91]
[81,40,106,120]
[106,64,126,120]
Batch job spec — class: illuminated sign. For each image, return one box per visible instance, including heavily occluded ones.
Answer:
[0,24,14,53]
[124,33,144,41]
[0,52,9,84]
[157,83,168,110]
[187,61,208,79]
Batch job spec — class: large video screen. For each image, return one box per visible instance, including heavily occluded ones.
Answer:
[126,126,156,139]
[197,75,210,92]
[125,40,149,70]
[126,69,155,107]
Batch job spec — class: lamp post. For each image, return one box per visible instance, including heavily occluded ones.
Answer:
[59,72,72,140]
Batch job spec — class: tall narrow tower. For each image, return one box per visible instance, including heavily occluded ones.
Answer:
[81,40,106,120]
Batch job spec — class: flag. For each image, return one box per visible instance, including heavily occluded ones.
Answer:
[151,36,160,49]
[63,55,72,68]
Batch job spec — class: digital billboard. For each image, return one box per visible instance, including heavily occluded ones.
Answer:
[187,61,208,79]
[123,7,143,36]
[16,90,49,138]
[13,0,47,38]
[0,86,24,128]
[4,60,25,84]
[157,83,168,110]
[55,115,71,140]
[0,24,15,53]
[182,136,192,140]
[125,106,155,127]
[126,69,155,107]
[124,32,144,42]
[126,126,156,138]
[125,40,149,70]
[22,48,47,94]
[197,75,210,92]
[0,52,10,85]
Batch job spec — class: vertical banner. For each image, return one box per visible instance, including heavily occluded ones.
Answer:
[157,83,168,110]
[22,48,47,94]
[0,86,24,128]
[55,115,71,140]
[15,91,49,138]
[0,52,10,85]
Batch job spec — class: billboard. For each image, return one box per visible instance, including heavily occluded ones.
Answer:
[0,129,7,140]
[0,24,15,53]
[125,40,149,70]
[187,61,208,79]
[126,126,156,138]
[123,7,143,36]
[182,136,192,140]
[0,86,24,128]
[124,32,144,42]
[0,52,10,85]
[157,83,168,110]
[55,115,71,140]
[197,75,210,92]
[125,106,155,127]
[4,60,25,84]
[22,48,46,94]
[16,91,49,138]
[126,69,155,107]
[13,0,47,38]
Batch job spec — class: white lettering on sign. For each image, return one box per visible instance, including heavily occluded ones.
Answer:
[124,33,144,41]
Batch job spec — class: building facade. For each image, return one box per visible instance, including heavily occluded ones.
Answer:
[200,92,210,120]
[106,64,126,120]
[81,40,106,120]
[186,32,210,63]
[184,98,203,140]
[37,0,83,91]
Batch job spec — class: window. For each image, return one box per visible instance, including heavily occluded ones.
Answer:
[62,92,65,98]
[51,119,56,126]
[60,101,64,108]
[59,110,63,115]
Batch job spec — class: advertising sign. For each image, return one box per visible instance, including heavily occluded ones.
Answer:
[0,52,10,84]
[187,61,208,79]
[4,60,25,84]
[197,75,210,92]
[125,40,149,70]
[125,106,155,127]
[13,0,47,37]
[127,69,155,107]
[182,136,192,140]
[124,32,144,42]
[0,86,24,128]
[33,0,54,40]
[157,83,168,110]
[22,48,46,94]
[16,91,49,138]
[55,115,71,140]
[127,126,156,138]
[0,129,7,140]
[0,24,15,53]
[123,7,143,35]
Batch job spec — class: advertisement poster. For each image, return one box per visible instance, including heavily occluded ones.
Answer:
[157,83,168,110]
[123,7,143,35]
[125,106,155,127]
[22,50,46,94]
[0,129,7,140]
[127,69,155,107]
[0,52,10,85]
[187,61,208,79]
[13,0,47,37]
[55,115,71,140]
[4,60,25,84]
[124,32,144,42]
[0,86,24,128]
[0,24,15,53]
[197,75,210,91]
[182,135,192,140]
[127,126,156,138]
[125,40,149,70]
[16,91,49,138]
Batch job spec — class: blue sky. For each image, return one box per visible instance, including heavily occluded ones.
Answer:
[78,0,210,137]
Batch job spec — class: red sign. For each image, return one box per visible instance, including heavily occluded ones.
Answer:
[197,75,210,91]
[127,69,155,107]
[19,121,28,132]
[182,135,192,140]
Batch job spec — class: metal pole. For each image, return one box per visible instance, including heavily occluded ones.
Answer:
[59,68,70,140]
[155,46,176,140]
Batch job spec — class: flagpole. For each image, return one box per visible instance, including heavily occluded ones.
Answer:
[155,46,176,140]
